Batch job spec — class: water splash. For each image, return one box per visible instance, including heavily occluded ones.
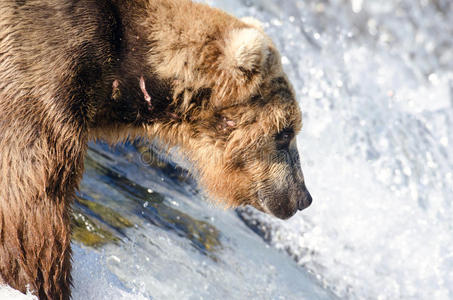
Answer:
[227,0,453,299]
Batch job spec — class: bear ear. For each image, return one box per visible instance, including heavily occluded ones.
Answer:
[241,17,265,30]
[223,28,268,73]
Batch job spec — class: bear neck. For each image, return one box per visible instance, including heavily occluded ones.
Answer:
[98,0,241,148]
[91,0,176,129]
[95,1,209,138]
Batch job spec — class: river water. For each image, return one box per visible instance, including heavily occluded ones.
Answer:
[1,0,452,299]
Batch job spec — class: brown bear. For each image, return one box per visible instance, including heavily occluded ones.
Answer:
[0,0,312,299]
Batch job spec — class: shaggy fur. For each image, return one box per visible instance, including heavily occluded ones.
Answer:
[0,0,312,299]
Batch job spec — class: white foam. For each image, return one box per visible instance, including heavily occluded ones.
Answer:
[72,245,149,300]
[222,0,453,298]
[0,285,37,300]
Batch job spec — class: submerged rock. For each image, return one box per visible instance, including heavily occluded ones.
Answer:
[73,144,222,259]
[71,209,120,248]
[75,196,134,230]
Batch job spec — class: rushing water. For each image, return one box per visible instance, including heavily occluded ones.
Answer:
[227,0,453,299]
[2,0,452,299]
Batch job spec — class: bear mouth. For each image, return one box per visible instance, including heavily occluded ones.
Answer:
[256,196,272,214]
[256,191,299,220]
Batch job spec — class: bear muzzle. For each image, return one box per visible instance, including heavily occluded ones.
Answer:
[257,184,312,219]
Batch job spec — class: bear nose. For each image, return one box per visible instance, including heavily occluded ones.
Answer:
[297,189,312,211]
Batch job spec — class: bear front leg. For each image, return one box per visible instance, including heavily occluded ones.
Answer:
[0,119,87,300]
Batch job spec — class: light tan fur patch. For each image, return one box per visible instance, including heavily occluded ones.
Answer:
[223,27,268,72]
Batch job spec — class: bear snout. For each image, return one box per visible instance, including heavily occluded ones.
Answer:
[257,182,313,219]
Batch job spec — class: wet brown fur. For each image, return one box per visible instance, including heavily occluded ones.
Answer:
[0,0,306,299]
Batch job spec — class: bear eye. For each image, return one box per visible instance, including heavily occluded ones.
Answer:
[275,128,294,150]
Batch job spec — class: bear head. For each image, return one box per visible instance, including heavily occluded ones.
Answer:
[144,4,312,219]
